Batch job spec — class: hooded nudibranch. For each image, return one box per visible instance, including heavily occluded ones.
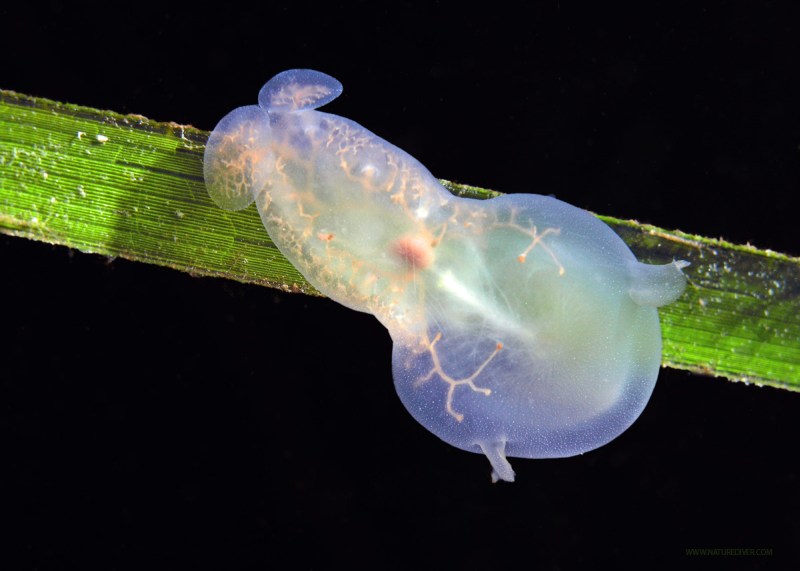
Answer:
[204,69,688,482]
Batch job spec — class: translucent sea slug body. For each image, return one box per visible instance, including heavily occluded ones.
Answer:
[204,69,688,482]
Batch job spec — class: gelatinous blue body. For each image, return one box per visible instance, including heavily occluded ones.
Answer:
[204,69,688,482]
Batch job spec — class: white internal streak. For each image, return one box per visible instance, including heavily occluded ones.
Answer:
[436,269,533,341]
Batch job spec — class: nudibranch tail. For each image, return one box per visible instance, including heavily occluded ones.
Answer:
[257,69,343,113]
[203,105,272,211]
[627,259,689,307]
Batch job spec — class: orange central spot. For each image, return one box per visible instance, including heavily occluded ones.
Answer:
[392,236,433,269]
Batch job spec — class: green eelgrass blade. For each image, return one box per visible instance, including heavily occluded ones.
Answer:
[1,89,798,391]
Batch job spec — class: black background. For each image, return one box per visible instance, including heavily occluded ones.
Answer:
[2,2,798,569]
